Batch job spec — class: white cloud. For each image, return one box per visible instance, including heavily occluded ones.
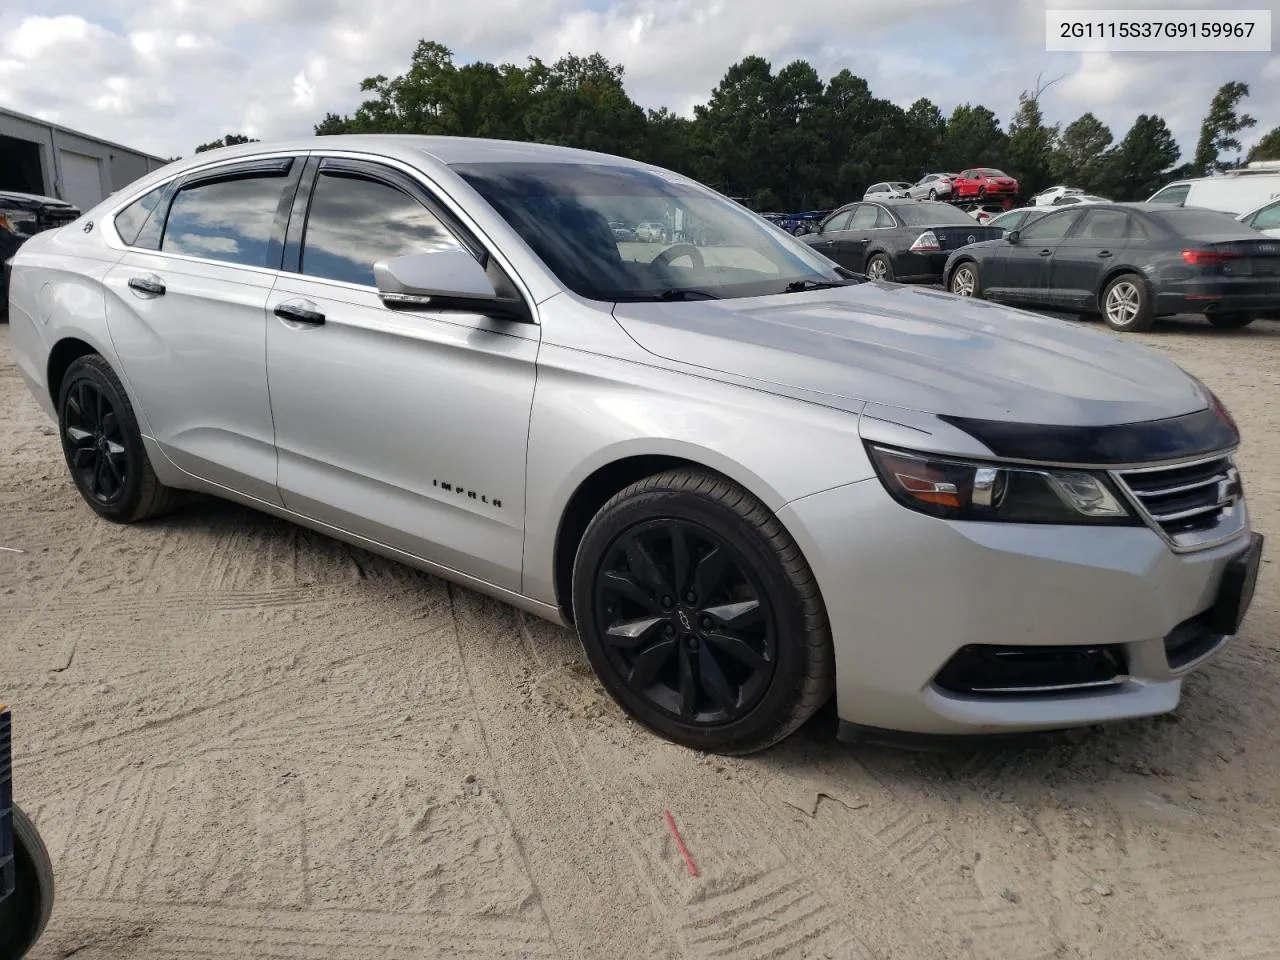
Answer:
[1,0,1276,165]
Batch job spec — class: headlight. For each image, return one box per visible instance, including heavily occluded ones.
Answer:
[866,445,1135,524]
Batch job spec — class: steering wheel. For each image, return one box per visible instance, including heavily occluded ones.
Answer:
[651,243,704,271]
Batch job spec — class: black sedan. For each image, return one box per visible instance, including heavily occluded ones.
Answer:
[800,199,1002,282]
[943,203,1280,332]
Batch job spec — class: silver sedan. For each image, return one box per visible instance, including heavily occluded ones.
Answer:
[6,136,1262,752]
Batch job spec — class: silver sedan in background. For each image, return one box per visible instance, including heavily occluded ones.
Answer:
[906,173,959,200]
[6,136,1262,752]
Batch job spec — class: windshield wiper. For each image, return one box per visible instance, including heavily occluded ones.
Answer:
[781,278,864,293]
[617,288,722,302]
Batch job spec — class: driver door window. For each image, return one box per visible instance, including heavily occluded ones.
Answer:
[299,172,463,287]
[823,210,853,233]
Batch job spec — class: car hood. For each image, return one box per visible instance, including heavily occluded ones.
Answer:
[611,283,1206,427]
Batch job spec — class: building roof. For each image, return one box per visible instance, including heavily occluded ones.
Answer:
[0,105,167,163]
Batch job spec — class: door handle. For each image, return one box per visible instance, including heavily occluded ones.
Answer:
[1096,250,1113,258]
[1039,249,1052,257]
[274,302,326,326]
[127,275,165,297]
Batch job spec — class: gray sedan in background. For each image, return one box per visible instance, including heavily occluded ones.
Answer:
[6,137,1261,752]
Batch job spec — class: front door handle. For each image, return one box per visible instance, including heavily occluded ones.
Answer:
[1096,250,1113,258]
[127,275,165,297]
[274,302,326,326]
[1039,249,1052,257]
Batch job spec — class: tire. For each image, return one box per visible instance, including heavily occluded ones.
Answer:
[1207,312,1256,329]
[57,354,177,523]
[1100,273,1155,332]
[571,469,834,755]
[977,186,987,198]
[928,189,938,200]
[949,261,982,298]
[0,805,55,960]
[866,253,894,282]
[792,226,806,236]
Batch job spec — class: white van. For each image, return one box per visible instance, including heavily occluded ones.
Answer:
[1147,161,1280,215]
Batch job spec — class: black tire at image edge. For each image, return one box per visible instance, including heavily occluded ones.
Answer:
[0,806,55,960]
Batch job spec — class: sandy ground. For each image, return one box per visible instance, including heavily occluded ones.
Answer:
[3,314,1280,960]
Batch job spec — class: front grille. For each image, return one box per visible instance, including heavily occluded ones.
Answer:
[1,706,13,903]
[1164,611,1226,671]
[934,645,1128,697]
[1113,455,1239,542]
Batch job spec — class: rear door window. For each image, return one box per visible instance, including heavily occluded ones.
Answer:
[850,205,880,230]
[162,171,291,267]
[1076,208,1129,241]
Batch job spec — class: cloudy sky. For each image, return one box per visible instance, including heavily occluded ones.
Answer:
[3,0,1277,161]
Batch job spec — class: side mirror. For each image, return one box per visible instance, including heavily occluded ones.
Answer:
[1006,230,1020,244]
[373,249,531,322]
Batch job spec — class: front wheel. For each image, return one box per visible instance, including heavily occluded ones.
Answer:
[1207,312,1256,329]
[927,188,938,200]
[0,805,55,960]
[571,469,834,755]
[1101,273,1155,332]
[950,261,981,298]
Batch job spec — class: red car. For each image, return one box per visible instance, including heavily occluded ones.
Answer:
[953,168,1019,200]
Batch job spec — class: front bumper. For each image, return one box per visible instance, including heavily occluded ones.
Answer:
[779,478,1256,735]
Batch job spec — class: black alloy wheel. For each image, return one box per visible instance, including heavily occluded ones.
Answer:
[572,468,834,754]
[57,354,176,522]
[62,378,128,505]
[594,518,777,725]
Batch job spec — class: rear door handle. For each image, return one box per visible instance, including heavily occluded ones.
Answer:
[127,275,165,297]
[274,302,326,326]
[1039,249,1052,257]
[1097,250,1113,258]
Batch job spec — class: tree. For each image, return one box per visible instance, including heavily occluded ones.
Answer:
[1051,112,1113,192]
[1005,91,1057,197]
[1247,126,1280,163]
[194,133,259,153]
[1105,114,1181,200]
[904,98,946,174]
[1192,81,1256,174]
[941,104,1006,172]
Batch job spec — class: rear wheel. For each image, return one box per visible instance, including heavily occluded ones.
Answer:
[950,261,981,298]
[0,805,55,960]
[927,188,938,200]
[1101,273,1155,332]
[571,469,834,755]
[57,354,177,523]
[1207,312,1256,329]
[866,253,894,282]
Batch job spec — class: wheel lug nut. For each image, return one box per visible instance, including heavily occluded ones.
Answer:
[687,636,699,649]
[664,624,675,638]
[685,592,696,603]
[700,617,712,630]
[662,596,673,609]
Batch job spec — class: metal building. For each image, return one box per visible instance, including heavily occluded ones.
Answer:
[0,106,168,211]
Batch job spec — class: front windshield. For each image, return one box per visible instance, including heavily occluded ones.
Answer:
[895,203,981,226]
[452,161,846,301]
